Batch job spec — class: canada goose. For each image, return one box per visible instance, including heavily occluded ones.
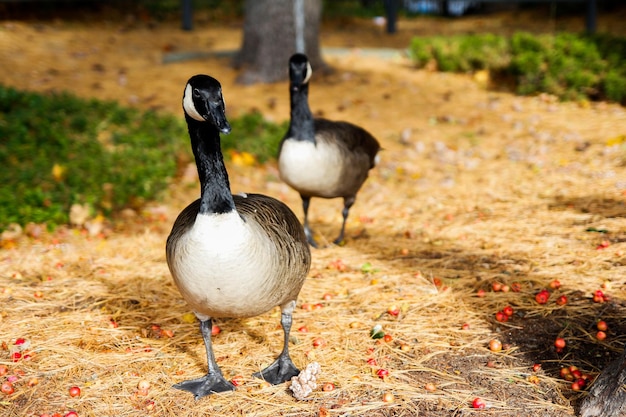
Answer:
[166,74,311,399]
[278,53,381,248]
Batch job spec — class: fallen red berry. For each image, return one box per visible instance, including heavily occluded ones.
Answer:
[532,363,542,372]
[387,304,400,316]
[376,368,389,379]
[596,331,607,341]
[69,386,81,397]
[489,339,502,352]
[495,311,508,323]
[555,338,566,350]
[592,290,609,303]
[549,280,561,290]
[561,368,574,381]
[502,306,514,316]
[322,382,335,391]
[535,289,550,304]
[1,381,14,395]
[556,295,568,306]
[597,320,608,331]
[211,325,221,336]
[312,337,326,348]
[472,397,487,409]
[0,365,7,376]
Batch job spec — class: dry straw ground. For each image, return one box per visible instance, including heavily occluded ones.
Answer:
[1,5,626,417]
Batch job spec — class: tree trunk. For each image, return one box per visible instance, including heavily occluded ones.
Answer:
[579,347,626,417]
[233,0,327,84]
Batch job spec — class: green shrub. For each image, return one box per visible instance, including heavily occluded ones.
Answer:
[603,70,626,103]
[411,34,509,72]
[510,32,548,55]
[457,33,510,70]
[0,86,286,232]
[408,37,435,68]
[408,31,626,105]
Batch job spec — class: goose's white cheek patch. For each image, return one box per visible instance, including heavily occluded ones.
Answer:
[183,84,205,122]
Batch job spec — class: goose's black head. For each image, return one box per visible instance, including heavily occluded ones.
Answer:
[183,74,231,134]
[289,53,312,92]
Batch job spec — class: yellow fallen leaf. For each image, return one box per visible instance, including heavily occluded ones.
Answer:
[239,151,256,166]
[181,312,196,323]
[230,150,257,166]
[52,163,66,181]
[606,135,626,147]
[473,69,490,87]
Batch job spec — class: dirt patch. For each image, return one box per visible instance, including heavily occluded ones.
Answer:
[1,6,626,417]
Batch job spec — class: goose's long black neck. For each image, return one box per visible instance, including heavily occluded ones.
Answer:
[287,84,315,142]
[186,116,235,215]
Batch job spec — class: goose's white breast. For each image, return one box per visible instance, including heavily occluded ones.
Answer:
[278,139,342,196]
[168,211,279,318]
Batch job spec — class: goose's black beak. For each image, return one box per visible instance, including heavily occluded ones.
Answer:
[219,123,232,135]
[208,102,231,134]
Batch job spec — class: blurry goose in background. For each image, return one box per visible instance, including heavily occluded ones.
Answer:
[278,53,381,248]
[166,74,311,399]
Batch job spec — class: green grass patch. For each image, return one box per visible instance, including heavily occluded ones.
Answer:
[408,32,626,104]
[0,86,286,232]
[226,111,288,163]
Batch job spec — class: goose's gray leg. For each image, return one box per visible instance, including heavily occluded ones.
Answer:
[333,196,355,245]
[253,301,299,384]
[173,319,235,399]
[301,196,318,248]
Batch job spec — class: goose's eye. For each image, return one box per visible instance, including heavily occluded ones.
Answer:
[193,88,201,98]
